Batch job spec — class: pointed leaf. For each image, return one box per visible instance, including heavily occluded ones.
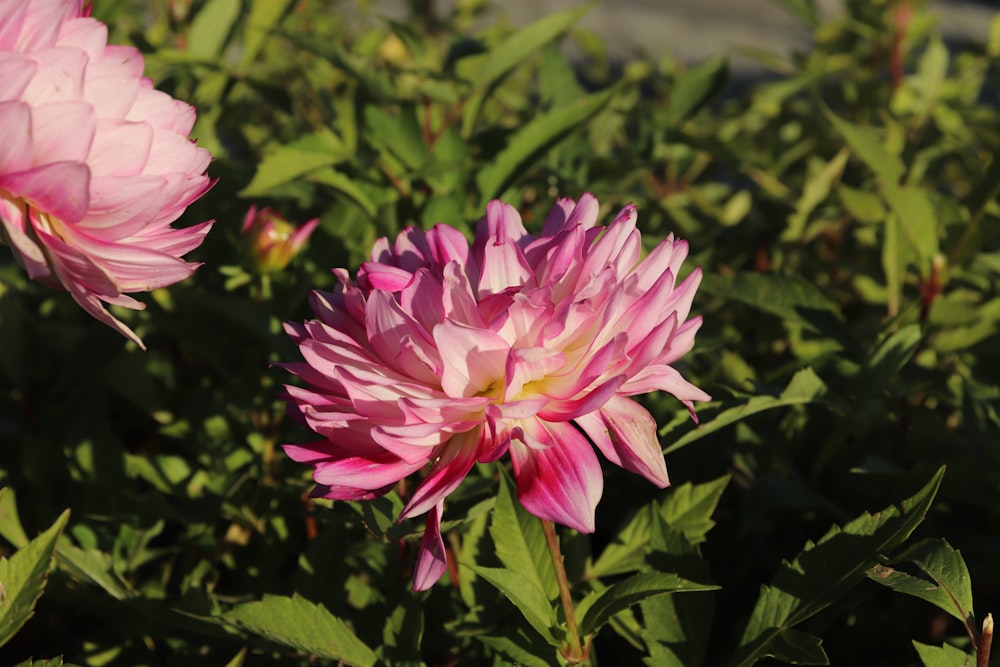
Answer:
[589,507,653,578]
[476,90,613,201]
[657,475,731,544]
[912,641,974,667]
[463,564,557,645]
[241,130,352,196]
[733,467,945,667]
[0,510,70,648]
[490,470,558,599]
[577,572,718,637]
[868,538,974,625]
[222,594,377,666]
[663,367,828,453]
[460,5,593,134]
[665,56,729,124]
[187,0,240,59]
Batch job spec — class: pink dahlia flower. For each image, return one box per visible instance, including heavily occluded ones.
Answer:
[282,194,710,590]
[0,0,213,348]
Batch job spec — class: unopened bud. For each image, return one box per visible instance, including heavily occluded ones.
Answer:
[241,205,319,273]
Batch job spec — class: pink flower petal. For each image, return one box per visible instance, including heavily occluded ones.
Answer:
[575,395,669,488]
[412,502,448,591]
[510,419,603,533]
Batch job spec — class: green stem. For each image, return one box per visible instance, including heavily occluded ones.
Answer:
[540,518,584,662]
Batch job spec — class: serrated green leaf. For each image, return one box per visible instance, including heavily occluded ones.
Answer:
[577,572,717,638]
[912,640,974,667]
[0,510,70,648]
[187,0,240,60]
[222,594,377,666]
[658,475,731,544]
[732,467,945,667]
[460,5,593,134]
[476,89,613,201]
[868,538,974,625]
[463,564,557,645]
[490,470,558,599]
[663,367,828,453]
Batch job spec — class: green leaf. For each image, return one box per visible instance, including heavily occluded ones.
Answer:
[477,627,555,667]
[863,324,922,389]
[665,56,729,124]
[663,367,828,453]
[476,89,613,201]
[308,168,378,217]
[867,538,974,625]
[577,572,717,637]
[912,640,974,667]
[732,467,945,667]
[784,149,850,241]
[364,105,429,171]
[882,184,940,273]
[378,598,424,667]
[490,470,558,599]
[460,5,594,134]
[55,544,134,601]
[700,272,855,350]
[222,594,378,666]
[240,0,295,68]
[826,112,905,186]
[277,29,395,102]
[0,510,70,648]
[14,658,84,667]
[589,507,653,578]
[187,0,240,60]
[0,488,29,549]
[657,475,730,545]
[240,130,352,197]
[462,564,557,646]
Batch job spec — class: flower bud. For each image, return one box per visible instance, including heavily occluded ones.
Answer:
[241,205,319,273]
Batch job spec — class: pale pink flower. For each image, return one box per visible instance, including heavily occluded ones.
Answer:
[281,194,710,589]
[0,0,213,348]
[241,204,319,273]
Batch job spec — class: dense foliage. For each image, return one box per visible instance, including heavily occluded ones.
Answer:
[1,0,999,665]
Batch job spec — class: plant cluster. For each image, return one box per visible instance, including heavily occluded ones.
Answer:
[1,0,999,665]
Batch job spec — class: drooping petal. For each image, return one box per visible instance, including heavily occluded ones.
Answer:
[412,502,448,591]
[510,419,603,533]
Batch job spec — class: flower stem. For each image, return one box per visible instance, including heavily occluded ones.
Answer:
[540,518,585,662]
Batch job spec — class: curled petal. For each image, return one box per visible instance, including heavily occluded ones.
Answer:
[575,395,669,488]
[412,502,448,591]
